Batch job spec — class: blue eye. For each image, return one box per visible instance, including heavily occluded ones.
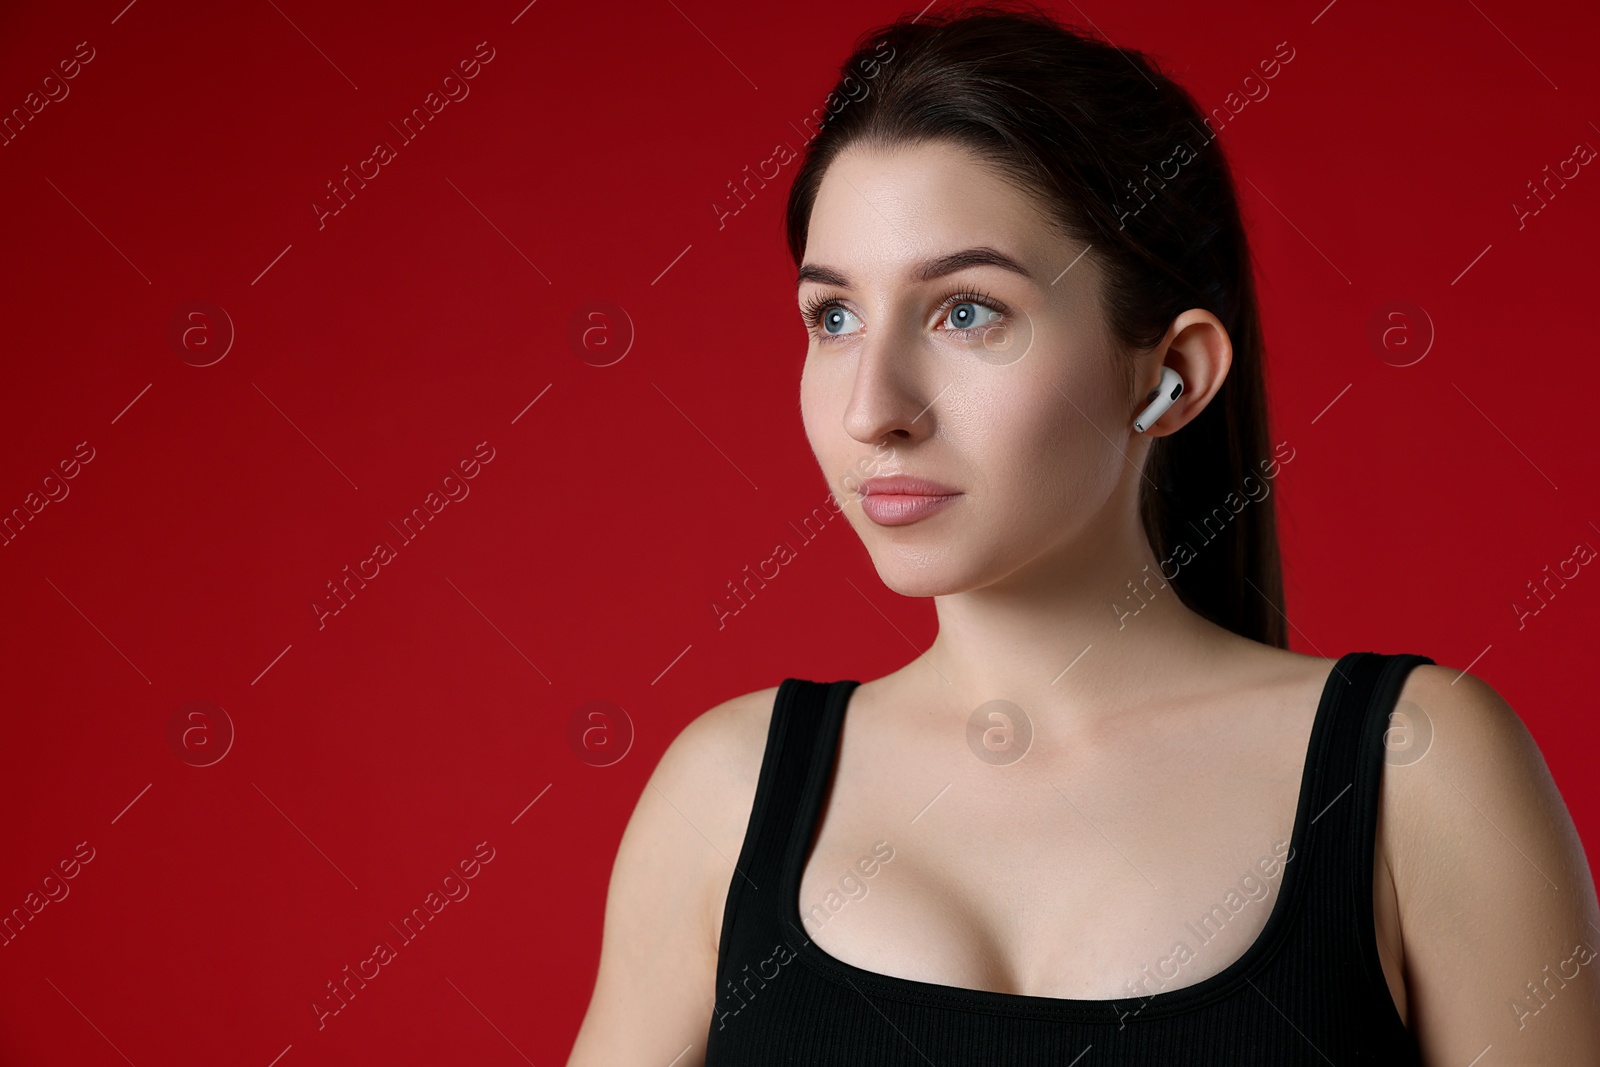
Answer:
[941,300,1004,334]
[800,294,865,339]
[820,305,862,336]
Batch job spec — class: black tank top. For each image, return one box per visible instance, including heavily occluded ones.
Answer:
[703,650,1435,1064]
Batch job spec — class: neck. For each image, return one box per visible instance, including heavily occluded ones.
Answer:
[913,506,1249,724]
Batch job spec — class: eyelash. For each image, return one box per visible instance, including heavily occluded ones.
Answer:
[800,288,1010,343]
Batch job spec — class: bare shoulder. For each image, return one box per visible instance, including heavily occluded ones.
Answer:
[564,685,782,1066]
[1380,663,1570,857]
[1379,662,1600,1061]
[647,683,785,946]
[654,683,784,917]
[660,684,782,803]
[1379,662,1573,890]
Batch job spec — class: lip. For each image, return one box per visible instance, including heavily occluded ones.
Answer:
[859,475,960,496]
[857,474,963,527]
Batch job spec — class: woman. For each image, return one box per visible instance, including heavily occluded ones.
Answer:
[568,4,1600,1063]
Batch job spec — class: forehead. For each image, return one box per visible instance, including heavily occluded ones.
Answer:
[804,139,1065,281]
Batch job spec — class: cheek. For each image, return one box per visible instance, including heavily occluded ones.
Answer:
[962,360,1125,523]
[799,357,859,499]
[798,359,830,457]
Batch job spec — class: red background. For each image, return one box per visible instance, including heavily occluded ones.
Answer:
[2,0,1597,1062]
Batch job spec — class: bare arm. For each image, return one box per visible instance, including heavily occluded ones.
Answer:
[565,688,776,1066]
[1388,666,1600,1065]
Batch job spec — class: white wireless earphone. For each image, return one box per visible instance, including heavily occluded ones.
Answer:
[1133,366,1184,433]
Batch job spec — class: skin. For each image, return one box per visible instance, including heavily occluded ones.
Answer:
[566,140,1600,1065]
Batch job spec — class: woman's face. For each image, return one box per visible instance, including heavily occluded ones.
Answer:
[798,139,1145,597]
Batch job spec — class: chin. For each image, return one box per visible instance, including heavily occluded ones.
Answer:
[862,543,992,598]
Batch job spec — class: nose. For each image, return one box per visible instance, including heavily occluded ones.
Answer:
[841,327,941,448]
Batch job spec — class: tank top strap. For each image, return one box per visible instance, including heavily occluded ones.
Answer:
[1285,650,1436,1001]
[712,677,850,988]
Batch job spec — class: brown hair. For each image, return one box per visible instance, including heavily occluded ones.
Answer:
[784,0,1287,647]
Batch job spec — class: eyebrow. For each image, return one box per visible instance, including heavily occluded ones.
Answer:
[796,246,1035,289]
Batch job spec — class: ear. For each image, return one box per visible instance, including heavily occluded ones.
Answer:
[1132,309,1232,436]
